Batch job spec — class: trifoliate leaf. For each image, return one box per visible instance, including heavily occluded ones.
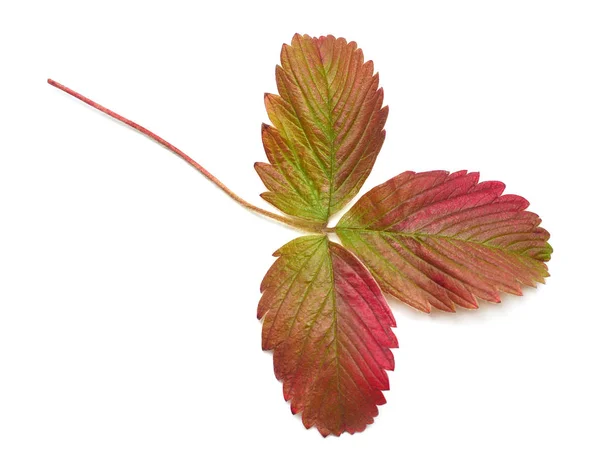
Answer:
[258,235,397,436]
[49,34,553,438]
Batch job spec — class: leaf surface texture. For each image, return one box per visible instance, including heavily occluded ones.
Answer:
[255,34,388,223]
[258,235,397,436]
[337,170,552,312]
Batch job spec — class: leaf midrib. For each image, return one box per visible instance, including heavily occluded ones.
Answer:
[335,227,545,255]
[335,227,550,263]
[325,238,344,430]
[310,43,336,221]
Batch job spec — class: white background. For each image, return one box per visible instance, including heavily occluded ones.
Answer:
[1,1,599,468]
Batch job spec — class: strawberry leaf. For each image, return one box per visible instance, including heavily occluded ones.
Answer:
[49,34,554,438]
[255,34,388,224]
[258,235,397,436]
[336,170,552,312]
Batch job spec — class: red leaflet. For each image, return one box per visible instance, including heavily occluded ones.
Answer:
[258,236,397,436]
[255,34,388,224]
[337,170,552,312]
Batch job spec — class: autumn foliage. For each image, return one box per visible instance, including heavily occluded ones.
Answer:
[48,33,552,438]
[256,34,551,436]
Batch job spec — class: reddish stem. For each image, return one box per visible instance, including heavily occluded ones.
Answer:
[47,79,325,234]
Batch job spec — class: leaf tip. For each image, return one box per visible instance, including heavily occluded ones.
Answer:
[264,92,275,104]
